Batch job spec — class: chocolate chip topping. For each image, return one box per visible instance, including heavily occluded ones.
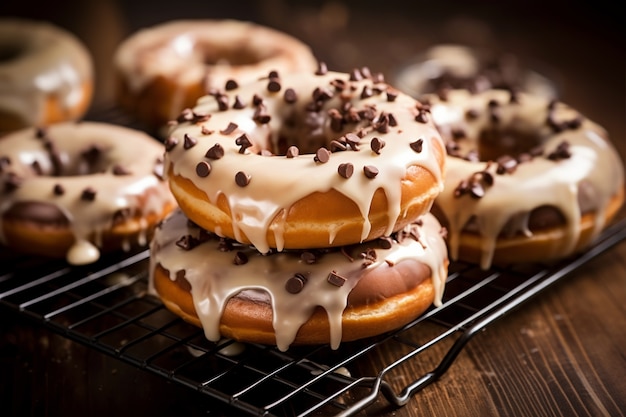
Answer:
[183,133,197,149]
[205,143,225,160]
[361,247,377,267]
[235,134,253,154]
[81,144,103,165]
[338,162,354,179]
[285,273,308,294]
[53,183,65,196]
[216,94,229,111]
[300,251,317,264]
[415,110,429,123]
[314,147,331,163]
[233,251,248,265]
[363,165,379,179]
[547,141,572,161]
[386,89,398,102]
[235,171,251,187]
[315,61,328,75]
[267,79,281,92]
[81,187,97,201]
[4,172,21,192]
[112,164,132,176]
[225,79,238,91]
[454,167,494,199]
[327,271,347,287]
[176,234,200,251]
[176,108,210,124]
[370,137,385,154]
[164,137,178,152]
[233,95,246,109]
[201,125,214,135]
[496,155,518,174]
[220,122,238,135]
[195,161,211,177]
[286,146,299,158]
[410,139,424,153]
[378,236,393,249]
[283,88,297,103]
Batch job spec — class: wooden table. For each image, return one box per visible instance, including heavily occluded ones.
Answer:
[1,1,624,416]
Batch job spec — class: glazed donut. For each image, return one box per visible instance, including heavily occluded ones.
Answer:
[425,88,624,269]
[164,69,447,254]
[0,122,176,265]
[114,19,318,132]
[0,18,94,133]
[150,209,449,351]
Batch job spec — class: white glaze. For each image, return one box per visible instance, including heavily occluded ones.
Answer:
[150,209,449,351]
[0,122,175,264]
[164,70,445,253]
[428,89,624,268]
[0,18,93,128]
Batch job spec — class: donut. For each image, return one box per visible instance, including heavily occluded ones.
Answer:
[163,68,447,254]
[114,19,318,133]
[0,18,94,133]
[150,209,449,351]
[0,122,176,265]
[425,88,624,269]
[394,44,558,99]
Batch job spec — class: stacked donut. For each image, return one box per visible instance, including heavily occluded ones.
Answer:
[150,66,450,351]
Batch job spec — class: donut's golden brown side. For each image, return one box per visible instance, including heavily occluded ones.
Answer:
[153,262,439,346]
[0,19,94,133]
[114,19,318,132]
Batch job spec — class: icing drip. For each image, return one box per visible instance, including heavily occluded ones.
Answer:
[165,70,445,253]
[150,209,449,351]
[428,89,624,268]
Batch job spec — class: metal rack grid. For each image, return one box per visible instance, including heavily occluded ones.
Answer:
[1,217,624,416]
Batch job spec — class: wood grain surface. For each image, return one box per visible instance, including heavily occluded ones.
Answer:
[0,1,624,416]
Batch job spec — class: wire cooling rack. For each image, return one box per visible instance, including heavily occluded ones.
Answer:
[1,216,624,416]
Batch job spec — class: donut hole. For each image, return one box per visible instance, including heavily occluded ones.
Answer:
[201,46,272,67]
[3,201,70,227]
[476,127,544,161]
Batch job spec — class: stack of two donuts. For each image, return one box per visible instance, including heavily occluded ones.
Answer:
[150,67,450,351]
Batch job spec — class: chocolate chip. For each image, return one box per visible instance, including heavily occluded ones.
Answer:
[267,79,281,92]
[218,238,233,252]
[286,146,299,158]
[410,139,424,153]
[4,173,21,192]
[176,108,210,124]
[253,106,271,124]
[386,89,398,102]
[225,79,238,90]
[268,70,279,79]
[31,160,43,175]
[233,251,248,265]
[547,141,572,161]
[338,162,354,179]
[216,94,229,111]
[201,125,214,135]
[233,95,245,109]
[350,68,363,81]
[330,140,347,152]
[301,251,317,264]
[164,137,178,152]
[315,61,328,75]
[112,208,131,226]
[235,134,252,154]
[388,113,398,127]
[314,147,330,163]
[283,88,297,103]
[81,187,97,201]
[176,235,199,251]
[235,171,251,187]
[285,273,308,294]
[205,143,225,160]
[112,164,132,176]
[195,161,211,177]
[363,165,379,179]
[370,137,385,154]
[378,236,393,249]
[415,110,429,123]
[361,247,377,266]
[327,271,346,287]
[81,144,103,164]
[466,109,480,120]
[53,183,65,196]
[184,133,197,149]
[496,155,517,174]
[220,122,238,135]
[360,85,373,99]
[252,94,264,106]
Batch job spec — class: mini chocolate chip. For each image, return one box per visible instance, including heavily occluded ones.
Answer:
[370,137,385,154]
[201,125,214,135]
[410,139,424,153]
[349,68,363,81]
[216,94,229,111]
[184,133,197,149]
[81,187,97,201]
[81,145,102,164]
[53,183,65,196]
[218,238,233,252]
[285,273,308,294]
[267,79,281,92]
[164,137,178,152]
[233,95,245,109]
[235,134,252,154]
[225,79,238,90]
[176,235,199,251]
[338,162,354,179]
[327,271,346,287]
[344,133,360,147]
[315,61,328,75]
[235,171,251,187]
[314,147,330,163]
[378,236,393,249]
[31,160,43,175]
[195,161,211,177]
[268,70,279,79]
[466,109,480,120]
[496,155,517,174]
[252,94,264,106]
[35,127,47,139]
[4,173,21,192]
[205,143,225,160]
[220,122,238,135]
[386,89,398,102]
[301,251,317,264]
[286,146,299,158]
[388,113,398,127]
[233,251,248,265]
[360,85,373,99]
[361,247,377,266]
[112,164,132,176]
[330,140,347,152]
[253,107,271,124]
[415,110,429,123]
[363,165,379,179]
[283,88,297,103]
